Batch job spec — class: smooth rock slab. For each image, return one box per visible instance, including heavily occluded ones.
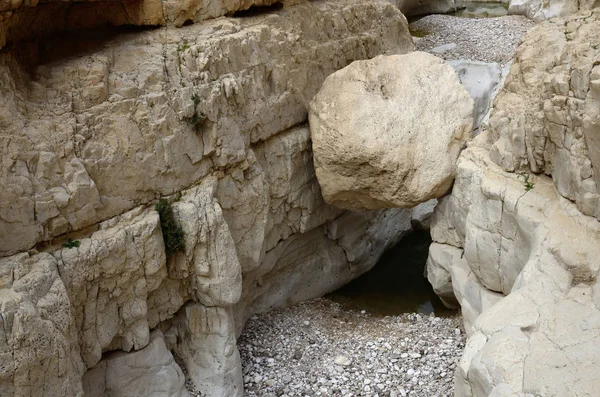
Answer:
[82,330,189,397]
[448,60,503,129]
[309,51,474,210]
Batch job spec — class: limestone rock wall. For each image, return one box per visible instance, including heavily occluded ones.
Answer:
[428,11,600,396]
[0,0,280,50]
[0,1,419,396]
[487,9,600,219]
[0,0,413,258]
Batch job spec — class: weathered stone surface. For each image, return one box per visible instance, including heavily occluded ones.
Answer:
[0,2,419,396]
[0,252,85,397]
[172,178,242,306]
[309,51,473,210]
[0,0,414,258]
[170,304,243,397]
[82,330,189,397]
[430,132,600,395]
[0,0,281,50]
[58,207,171,367]
[507,0,597,20]
[411,198,438,229]
[429,18,600,392]
[236,207,414,325]
[449,60,503,129]
[487,9,600,219]
[425,242,460,309]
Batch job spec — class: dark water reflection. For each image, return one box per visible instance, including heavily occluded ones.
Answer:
[326,231,457,317]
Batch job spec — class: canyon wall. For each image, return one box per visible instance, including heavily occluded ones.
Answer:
[428,9,600,396]
[0,1,423,396]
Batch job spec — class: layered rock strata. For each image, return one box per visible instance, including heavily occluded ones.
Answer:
[0,1,420,396]
[428,10,600,396]
[0,0,414,257]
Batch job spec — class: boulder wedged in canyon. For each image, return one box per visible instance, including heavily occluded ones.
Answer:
[309,51,474,211]
[0,1,425,396]
[428,10,600,396]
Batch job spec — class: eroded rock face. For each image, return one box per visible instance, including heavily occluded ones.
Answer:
[309,51,473,210]
[0,0,281,50]
[0,1,420,396]
[431,136,600,396]
[428,11,600,396]
[0,252,85,397]
[487,9,600,220]
[0,0,414,258]
[82,330,189,397]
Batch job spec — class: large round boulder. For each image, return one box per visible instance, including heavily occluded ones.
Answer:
[309,51,474,210]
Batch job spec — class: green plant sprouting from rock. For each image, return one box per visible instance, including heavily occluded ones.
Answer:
[63,238,81,249]
[155,199,185,256]
[177,39,190,52]
[518,173,535,192]
[187,93,207,132]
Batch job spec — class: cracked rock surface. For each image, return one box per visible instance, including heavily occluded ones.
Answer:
[427,10,600,397]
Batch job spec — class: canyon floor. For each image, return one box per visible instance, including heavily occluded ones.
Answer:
[187,299,465,397]
[411,13,534,63]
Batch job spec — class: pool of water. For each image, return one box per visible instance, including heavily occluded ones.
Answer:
[451,2,508,18]
[326,231,457,317]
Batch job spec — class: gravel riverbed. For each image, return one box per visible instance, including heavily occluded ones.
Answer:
[237,299,465,397]
[411,14,535,64]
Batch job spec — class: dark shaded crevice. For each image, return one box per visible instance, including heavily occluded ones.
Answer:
[3,24,160,73]
[326,231,457,317]
[1,0,163,52]
[231,2,283,18]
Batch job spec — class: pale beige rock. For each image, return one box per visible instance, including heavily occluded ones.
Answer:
[82,330,189,397]
[57,207,170,367]
[171,304,243,397]
[487,10,600,220]
[507,0,598,20]
[236,207,413,328]
[0,2,419,396]
[426,243,461,309]
[0,252,85,397]
[0,0,414,257]
[309,51,473,210]
[0,0,283,50]
[172,178,242,306]
[430,132,600,396]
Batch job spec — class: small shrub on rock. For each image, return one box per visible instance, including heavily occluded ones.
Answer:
[63,238,81,249]
[155,199,185,256]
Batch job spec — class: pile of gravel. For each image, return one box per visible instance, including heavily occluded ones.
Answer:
[238,299,465,397]
[410,14,535,64]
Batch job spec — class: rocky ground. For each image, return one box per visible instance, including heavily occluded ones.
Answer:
[410,14,535,64]
[232,299,464,397]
